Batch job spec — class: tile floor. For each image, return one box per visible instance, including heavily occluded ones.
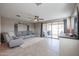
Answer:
[0,37,79,56]
[0,37,59,56]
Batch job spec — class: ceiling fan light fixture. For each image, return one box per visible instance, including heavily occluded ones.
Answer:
[34,19,38,21]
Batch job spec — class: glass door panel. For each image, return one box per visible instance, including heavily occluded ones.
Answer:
[47,23,52,38]
[43,23,47,37]
[58,22,64,37]
[52,22,59,38]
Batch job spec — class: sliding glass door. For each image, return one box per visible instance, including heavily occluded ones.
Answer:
[43,21,64,39]
[52,22,59,38]
[43,23,47,37]
[47,23,52,38]
[58,22,64,37]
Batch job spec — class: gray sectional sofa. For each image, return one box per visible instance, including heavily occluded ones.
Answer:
[2,31,36,48]
[16,31,36,39]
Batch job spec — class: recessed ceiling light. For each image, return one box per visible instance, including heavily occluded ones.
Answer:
[16,15,21,17]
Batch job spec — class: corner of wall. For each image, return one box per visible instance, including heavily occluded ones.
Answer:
[0,16,1,43]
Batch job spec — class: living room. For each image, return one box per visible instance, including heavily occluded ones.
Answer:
[0,3,79,56]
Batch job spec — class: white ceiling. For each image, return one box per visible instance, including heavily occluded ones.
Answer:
[0,3,75,22]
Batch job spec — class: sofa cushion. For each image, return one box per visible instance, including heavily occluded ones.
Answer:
[17,31,22,37]
[26,31,30,35]
[28,31,32,35]
[22,31,27,36]
[8,32,15,36]
[8,32,16,40]
[5,33,12,42]
[12,36,19,40]
[16,31,36,39]
[9,38,24,47]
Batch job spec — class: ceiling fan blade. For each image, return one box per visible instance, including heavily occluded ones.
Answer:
[27,17,33,19]
[27,16,44,22]
[38,18,44,20]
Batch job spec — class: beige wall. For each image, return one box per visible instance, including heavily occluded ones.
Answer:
[0,16,1,33]
[26,23,35,32]
[18,24,27,31]
[29,23,35,32]
[34,23,41,36]
[0,16,1,42]
[1,16,41,37]
[1,17,35,33]
[18,23,34,32]
[1,17,18,32]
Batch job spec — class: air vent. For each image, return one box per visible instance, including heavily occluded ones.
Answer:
[16,15,21,17]
[35,3,42,6]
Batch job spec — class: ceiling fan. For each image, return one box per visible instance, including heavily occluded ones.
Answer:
[32,16,44,21]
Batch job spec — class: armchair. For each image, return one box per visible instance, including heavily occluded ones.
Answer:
[3,32,24,48]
